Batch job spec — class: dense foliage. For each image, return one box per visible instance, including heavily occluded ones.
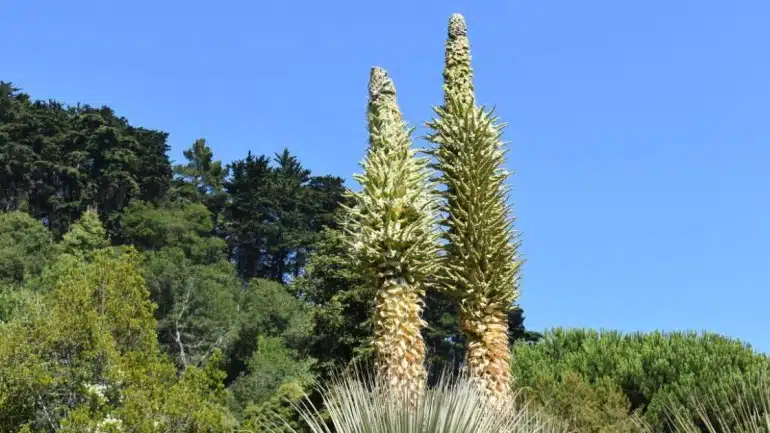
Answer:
[0,80,530,432]
[0,82,171,239]
[511,329,770,433]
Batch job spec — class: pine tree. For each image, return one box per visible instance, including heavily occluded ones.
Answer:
[341,67,438,397]
[426,13,521,400]
[172,138,229,227]
[55,208,110,259]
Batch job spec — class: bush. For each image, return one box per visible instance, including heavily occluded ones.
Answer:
[524,370,642,433]
[511,328,770,432]
[0,211,53,283]
[661,369,770,433]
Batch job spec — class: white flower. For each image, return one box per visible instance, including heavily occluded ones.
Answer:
[84,383,108,402]
[95,414,123,433]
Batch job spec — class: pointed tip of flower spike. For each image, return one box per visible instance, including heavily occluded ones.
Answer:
[448,13,467,38]
[368,66,396,101]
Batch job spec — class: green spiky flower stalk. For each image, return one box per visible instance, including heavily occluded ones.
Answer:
[341,67,439,399]
[426,13,521,401]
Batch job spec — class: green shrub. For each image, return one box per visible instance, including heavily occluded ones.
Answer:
[0,211,53,284]
[525,370,642,433]
[512,328,770,432]
[662,369,770,433]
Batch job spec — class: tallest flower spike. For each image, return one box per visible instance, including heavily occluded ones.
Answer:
[426,14,522,401]
[444,13,474,107]
[342,67,438,400]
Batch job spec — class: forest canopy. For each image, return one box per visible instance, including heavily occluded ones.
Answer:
[0,81,531,432]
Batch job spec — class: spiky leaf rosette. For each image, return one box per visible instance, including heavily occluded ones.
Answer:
[279,371,570,433]
[426,13,522,400]
[340,67,439,399]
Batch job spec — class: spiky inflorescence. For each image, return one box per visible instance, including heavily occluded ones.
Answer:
[443,13,474,108]
[426,13,521,401]
[341,67,439,400]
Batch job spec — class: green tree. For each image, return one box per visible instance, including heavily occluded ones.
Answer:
[224,150,345,282]
[426,13,521,399]
[0,248,159,431]
[341,67,438,396]
[241,380,309,433]
[142,248,241,371]
[0,210,53,284]
[0,82,172,238]
[511,328,770,433]
[121,199,227,264]
[293,227,375,375]
[54,208,110,259]
[224,152,273,280]
[0,247,236,433]
[0,82,37,212]
[141,350,237,433]
[119,197,241,371]
[230,336,314,412]
[172,138,229,228]
[527,371,641,433]
[227,278,315,383]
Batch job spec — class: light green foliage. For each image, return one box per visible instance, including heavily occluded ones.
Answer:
[0,283,39,324]
[0,211,51,324]
[61,352,237,433]
[341,66,438,394]
[54,209,110,259]
[151,350,238,433]
[284,372,569,433]
[662,370,770,433]
[0,248,161,432]
[426,13,520,398]
[142,247,241,370]
[0,248,236,433]
[36,209,111,293]
[242,380,309,433]
[511,328,770,433]
[0,210,53,283]
[231,336,315,411]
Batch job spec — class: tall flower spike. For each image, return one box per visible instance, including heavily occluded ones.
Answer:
[444,13,474,107]
[341,67,439,401]
[426,13,522,401]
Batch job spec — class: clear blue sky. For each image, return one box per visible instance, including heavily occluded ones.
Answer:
[3,1,768,352]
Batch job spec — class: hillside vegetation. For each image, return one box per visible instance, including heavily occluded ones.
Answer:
[1,12,767,433]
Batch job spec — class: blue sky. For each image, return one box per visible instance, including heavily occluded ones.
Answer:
[3,1,768,352]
